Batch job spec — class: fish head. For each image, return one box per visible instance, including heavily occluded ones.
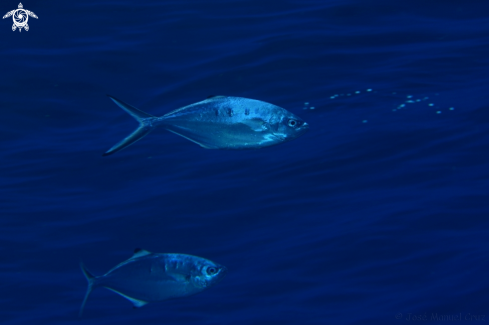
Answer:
[191,262,227,289]
[271,109,309,142]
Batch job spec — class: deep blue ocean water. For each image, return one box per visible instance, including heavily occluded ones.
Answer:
[2,0,489,324]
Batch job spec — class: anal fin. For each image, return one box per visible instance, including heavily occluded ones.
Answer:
[165,129,218,149]
[105,287,148,308]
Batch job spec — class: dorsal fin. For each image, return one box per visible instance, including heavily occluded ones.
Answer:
[206,95,226,99]
[132,248,151,259]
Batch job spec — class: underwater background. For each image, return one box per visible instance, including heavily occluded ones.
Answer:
[1,0,489,324]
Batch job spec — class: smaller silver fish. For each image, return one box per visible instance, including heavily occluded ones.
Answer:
[79,248,226,316]
[103,95,309,155]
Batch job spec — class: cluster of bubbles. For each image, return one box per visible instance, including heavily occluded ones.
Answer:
[388,93,454,115]
[303,88,455,123]
[328,88,373,99]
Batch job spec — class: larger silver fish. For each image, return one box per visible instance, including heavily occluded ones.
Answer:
[103,95,309,155]
[79,248,226,316]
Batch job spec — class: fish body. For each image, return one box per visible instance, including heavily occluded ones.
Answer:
[80,249,226,316]
[103,95,309,155]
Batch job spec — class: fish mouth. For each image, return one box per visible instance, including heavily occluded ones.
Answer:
[215,266,228,282]
[300,122,310,133]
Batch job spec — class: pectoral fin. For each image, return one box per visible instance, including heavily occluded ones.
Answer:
[242,118,268,132]
[167,272,191,283]
[104,287,148,308]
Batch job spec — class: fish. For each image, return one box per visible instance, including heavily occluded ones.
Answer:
[79,248,227,316]
[103,95,309,155]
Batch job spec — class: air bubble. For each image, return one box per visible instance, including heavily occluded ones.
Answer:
[323,89,456,118]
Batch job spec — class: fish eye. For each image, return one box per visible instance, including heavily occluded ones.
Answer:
[288,119,298,127]
[206,266,218,275]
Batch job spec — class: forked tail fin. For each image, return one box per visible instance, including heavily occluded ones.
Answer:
[103,95,157,156]
[79,262,96,317]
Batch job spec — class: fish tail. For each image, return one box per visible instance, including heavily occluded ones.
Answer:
[103,95,158,156]
[79,261,97,317]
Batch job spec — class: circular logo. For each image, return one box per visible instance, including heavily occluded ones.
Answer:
[13,9,28,27]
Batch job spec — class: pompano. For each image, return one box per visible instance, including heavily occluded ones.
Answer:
[79,248,226,316]
[103,95,309,155]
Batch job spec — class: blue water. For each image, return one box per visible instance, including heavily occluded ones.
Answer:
[2,0,489,324]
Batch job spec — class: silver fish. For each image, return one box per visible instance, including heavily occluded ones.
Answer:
[103,95,309,155]
[79,248,227,316]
